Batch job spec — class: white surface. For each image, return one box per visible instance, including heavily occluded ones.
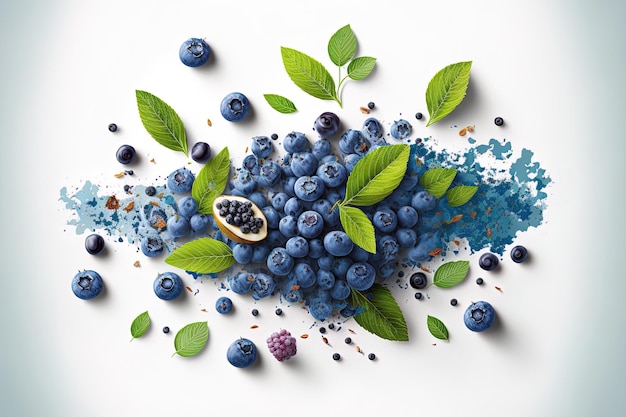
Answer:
[1,0,625,416]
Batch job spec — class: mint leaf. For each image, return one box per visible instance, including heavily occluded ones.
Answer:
[342,144,410,207]
[433,260,470,288]
[136,90,187,155]
[446,185,478,207]
[338,205,376,253]
[350,285,409,341]
[172,321,209,357]
[165,238,235,274]
[425,61,472,126]
[280,47,338,104]
[328,24,357,66]
[420,167,457,198]
[130,310,150,340]
[427,315,449,340]
[263,94,297,114]
[192,147,230,214]
[347,56,376,80]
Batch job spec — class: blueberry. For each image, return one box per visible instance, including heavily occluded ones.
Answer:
[312,199,340,228]
[215,296,233,314]
[108,123,118,132]
[140,234,164,257]
[271,133,278,140]
[415,112,423,120]
[367,102,375,110]
[123,184,131,193]
[228,271,255,295]
[311,139,332,160]
[294,176,326,202]
[309,301,333,320]
[177,196,198,218]
[362,117,383,141]
[251,272,275,300]
[271,192,289,211]
[324,230,354,257]
[450,298,458,306]
[343,153,362,173]
[313,112,340,139]
[494,117,504,126]
[167,167,195,193]
[331,257,353,280]
[407,232,441,262]
[319,326,327,334]
[279,215,298,238]
[316,161,347,188]
[396,206,419,228]
[286,236,309,258]
[226,338,258,368]
[251,136,273,158]
[85,234,105,255]
[368,353,376,360]
[191,142,211,163]
[330,279,351,300]
[414,292,423,300]
[145,186,157,196]
[179,38,211,67]
[163,326,170,334]
[349,245,370,263]
[411,190,437,212]
[267,247,294,276]
[232,243,253,264]
[241,154,260,175]
[297,210,325,239]
[317,269,336,290]
[396,228,418,248]
[251,244,271,264]
[189,213,210,234]
[71,270,104,300]
[220,92,250,122]
[317,254,336,271]
[476,277,484,285]
[344,337,352,344]
[145,206,167,230]
[464,301,496,332]
[378,235,399,260]
[116,144,136,164]
[291,152,319,177]
[479,252,499,271]
[275,307,283,316]
[390,119,412,140]
[346,262,376,291]
[332,353,341,361]
[166,215,191,238]
[377,259,398,278]
[251,308,259,316]
[283,131,309,153]
[510,245,528,263]
[372,207,398,233]
[153,272,183,300]
[257,161,281,187]
[232,170,257,195]
[294,262,317,288]
[339,129,363,154]
[409,272,428,289]
[261,206,280,230]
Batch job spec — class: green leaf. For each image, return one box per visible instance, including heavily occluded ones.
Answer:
[420,167,457,198]
[347,56,377,80]
[328,24,357,66]
[433,260,470,288]
[165,238,235,274]
[343,144,410,207]
[173,321,209,357]
[130,311,150,340]
[263,94,297,114]
[192,147,230,214]
[338,205,376,253]
[427,315,449,340]
[136,90,187,155]
[446,185,478,207]
[350,285,409,341]
[280,47,338,103]
[425,61,472,126]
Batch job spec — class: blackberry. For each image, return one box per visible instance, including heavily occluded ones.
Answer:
[266,329,297,361]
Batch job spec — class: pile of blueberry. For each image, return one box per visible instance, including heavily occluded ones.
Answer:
[215,199,263,234]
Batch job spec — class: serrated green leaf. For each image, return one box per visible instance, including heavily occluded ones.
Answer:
[433,260,470,288]
[338,205,376,253]
[420,167,457,198]
[350,285,409,341]
[427,315,449,340]
[446,185,478,207]
[263,94,297,114]
[173,321,209,357]
[328,24,357,66]
[347,56,376,80]
[165,238,235,274]
[192,147,230,214]
[130,311,150,340]
[136,90,187,155]
[343,144,410,207]
[425,61,472,126]
[280,47,338,103]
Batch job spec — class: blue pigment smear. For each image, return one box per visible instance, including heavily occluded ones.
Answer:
[59,137,551,262]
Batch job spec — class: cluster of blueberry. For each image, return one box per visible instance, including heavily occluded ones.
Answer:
[215,199,263,234]
[214,112,448,322]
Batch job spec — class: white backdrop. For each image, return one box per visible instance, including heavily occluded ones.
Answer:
[1,0,625,416]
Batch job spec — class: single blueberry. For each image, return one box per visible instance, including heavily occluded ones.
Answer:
[140,235,164,257]
[397,205,419,228]
[311,139,332,160]
[362,117,383,141]
[71,270,104,300]
[271,192,289,211]
[323,231,354,257]
[316,269,336,290]
[283,131,309,153]
[85,234,105,255]
[215,296,233,314]
[116,144,136,164]
[346,262,375,291]
[153,272,183,301]
[372,207,398,234]
[226,338,257,368]
[390,119,412,140]
[411,190,437,213]
[163,326,170,334]
[220,92,250,122]
[415,112,423,120]
[191,142,212,163]
[179,38,211,67]
[294,262,317,288]
[228,271,255,295]
[297,210,325,239]
[145,186,157,196]
[251,272,275,300]
[510,245,529,263]
[308,239,325,259]
[312,199,340,228]
[251,136,273,158]
[267,247,294,276]
[333,353,341,361]
[232,170,257,195]
[479,252,499,271]
[409,272,428,289]
[313,112,340,139]
[309,301,333,321]
[177,196,198,218]
[396,228,418,248]
[256,161,281,187]
[464,301,496,332]
[108,123,118,132]
[294,176,325,202]
[330,279,351,300]
[316,161,347,188]
[494,117,504,126]
[189,213,210,234]
[167,167,195,193]
[476,277,484,285]
[286,236,309,258]
[233,243,253,264]
[291,152,319,177]
[167,215,191,238]
[279,215,298,238]
[450,298,458,306]
[367,102,375,110]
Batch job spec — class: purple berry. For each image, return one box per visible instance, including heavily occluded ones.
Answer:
[266,329,297,362]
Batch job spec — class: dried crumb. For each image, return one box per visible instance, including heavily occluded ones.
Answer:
[322,336,330,346]
[495,286,503,292]
[150,158,156,163]
[133,260,141,268]
[467,125,475,132]
[355,345,363,354]
[200,308,207,312]
[359,106,371,114]
[114,172,125,178]
[123,201,135,213]
[250,324,259,329]
[432,343,437,346]
[300,334,309,339]
[185,286,193,293]
[459,128,467,136]
[105,196,120,210]
[207,118,212,127]
[348,329,356,334]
